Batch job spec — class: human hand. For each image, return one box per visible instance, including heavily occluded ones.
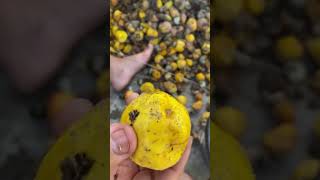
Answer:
[110,92,193,180]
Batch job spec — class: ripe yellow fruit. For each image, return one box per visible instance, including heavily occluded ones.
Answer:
[114,30,128,43]
[186,59,193,67]
[214,106,247,138]
[123,44,132,54]
[196,73,206,81]
[276,36,304,61]
[175,40,186,52]
[157,0,163,9]
[120,91,191,170]
[140,82,155,93]
[212,123,255,180]
[150,38,160,45]
[176,95,188,105]
[263,123,297,154]
[147,28,159,37]
[177,59,187,69]
[192,100,203,110]
[154,54,164,64]
[164,81,177,93]
[152,69,162,80]
[202,111,210,119]
[175,72,184,83]
[186,34,195,42]
[171,62,178,71]
[213,34,236,67]
[113,10,122,21]
[139,10,146,19]
[187,18,198,32]
[202,42,210,54]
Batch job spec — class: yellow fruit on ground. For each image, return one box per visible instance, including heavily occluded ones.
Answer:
[177,59,187,69]
[214,106,247,138]
[192,100,203,110]
[171,62,178,70]
[202,42,210,55]
[147,28,159,37]
[263,123,297,154]
[175,40,186,52]
[196,73,206,81]
[154,54,164,64]
[186,34,195,42]
[156,0,163,9]
[114,30,128,43]
[186,18,198,32]
[186,59,193,67]
[213,34,237,67]
[123,44,132,54]
[176,95,188,105]
[276,36,304,61]
[212,123,255,180]
[175,72,184,83]
[163,81,177,94]
[152,69,162,80]
[138,10,146,19]
[140,82,155,93]
[120,91,191,170]
[113,10,122,21]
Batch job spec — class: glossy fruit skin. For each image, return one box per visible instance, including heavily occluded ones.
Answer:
[212,123,255,180]
[120,90,191,170]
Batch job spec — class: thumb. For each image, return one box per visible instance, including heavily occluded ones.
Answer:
[110,123,137,175]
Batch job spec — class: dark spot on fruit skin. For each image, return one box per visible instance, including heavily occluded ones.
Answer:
[60,152,94,180]
[129,110,139,123]
[165,109,173,117]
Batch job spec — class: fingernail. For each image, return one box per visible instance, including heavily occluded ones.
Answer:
[111,129,130,155]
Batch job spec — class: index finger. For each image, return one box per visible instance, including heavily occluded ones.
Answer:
[171,137,193,173]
